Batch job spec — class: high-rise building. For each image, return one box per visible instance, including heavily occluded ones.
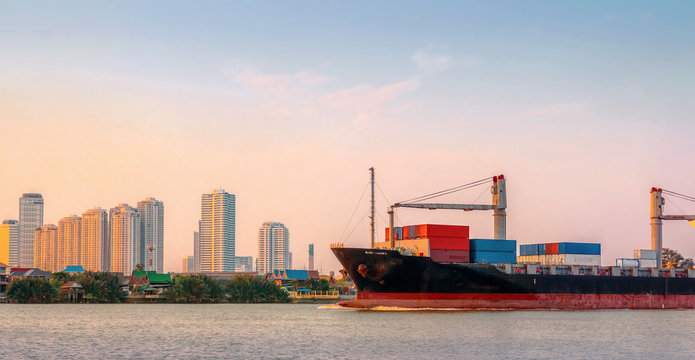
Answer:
[182,255,195,273]
[58,215,81,271]
[19,193,44,267]
[81,208,109,272]
[234,256,254,273]
[308,243,314,270]
[193,222,200,272]
[110,204,140,275]
[137,197,164,273]
[200,190,235,272]
[257,221,290,274]
[0,220,19,267]
[34,224,58,272]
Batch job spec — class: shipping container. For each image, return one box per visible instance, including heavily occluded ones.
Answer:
[384,227,403,241]
[634,249,657,260]
[469,239,516,252]
[470,250,516,264]
[430,249,469,263]
[558,242,601,255]
[538,244,545,255]
[428,237,470,251]
[417,224,469,238]
[617,258,640,267]
[518,254,601,266]
[403,226,410,239]
[638,259,658,268]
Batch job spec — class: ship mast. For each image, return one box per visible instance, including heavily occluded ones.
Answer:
[369,167,375,249]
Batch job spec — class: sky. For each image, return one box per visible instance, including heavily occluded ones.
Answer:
[1,1,694,272]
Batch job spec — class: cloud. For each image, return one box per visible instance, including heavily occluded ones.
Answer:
[412,50,452,73]
[235,70,334,96]
[320,80,419,126]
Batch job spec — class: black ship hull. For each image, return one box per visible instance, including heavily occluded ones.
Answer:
[332,247,695,309]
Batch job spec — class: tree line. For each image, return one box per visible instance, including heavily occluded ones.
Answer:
[5,273,292,304]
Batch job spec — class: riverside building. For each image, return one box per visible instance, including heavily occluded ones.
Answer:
[0,220,19,267]
[34,224,58,272]
[58,215,81,271]
[19,193,44,267]
[256,221,290,274]
[81,208,109,272]
[110,204,140,275]
[137,197,164,273]
[200,190,236,272]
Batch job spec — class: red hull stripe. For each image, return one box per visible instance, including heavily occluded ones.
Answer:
[338,292,695,310]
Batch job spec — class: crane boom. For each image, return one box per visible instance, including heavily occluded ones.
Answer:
[393,203,500,211]
[660,215,695,221]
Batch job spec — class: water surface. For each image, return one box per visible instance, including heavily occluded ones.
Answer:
[2,304,693,359]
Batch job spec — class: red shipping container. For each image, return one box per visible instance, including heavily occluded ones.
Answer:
[551,243,558,254]
[428,237,470,251]
[544,243,559,254]
[430,249,470,263]
[403,226,410,239]
[419,224,470,238]
[385,228,389,241]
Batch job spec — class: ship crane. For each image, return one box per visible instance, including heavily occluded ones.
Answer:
[650,188,695,269]
[387,174,507,249]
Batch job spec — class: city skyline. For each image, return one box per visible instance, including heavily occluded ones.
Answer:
[1,2,694,272]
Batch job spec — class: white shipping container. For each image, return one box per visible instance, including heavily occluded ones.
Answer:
[561,254,601,266]
[617,258,640,267]
[634,249,657,260]
[638,259,658,268]
[527,254,601,266]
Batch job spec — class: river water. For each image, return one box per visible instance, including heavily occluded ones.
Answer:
[1,304,693,359]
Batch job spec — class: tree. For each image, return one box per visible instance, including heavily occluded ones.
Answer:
[226,275,289,303]
[166,274,225,303]
[7,277,58,303]
[662,248,693,269]
[135,263,144,271]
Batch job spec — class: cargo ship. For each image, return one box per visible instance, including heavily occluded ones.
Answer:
[331,171,695,309]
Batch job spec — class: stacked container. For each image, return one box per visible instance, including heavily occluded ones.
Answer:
[634,249,658,268]
[382,224,470,263]
[617,258,640,267]
[518,242,601,266]
[469,239,517,264]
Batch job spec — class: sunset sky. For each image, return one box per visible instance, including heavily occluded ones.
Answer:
[1,1,694,272]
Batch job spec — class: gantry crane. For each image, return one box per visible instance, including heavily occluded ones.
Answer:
[650,188,695,269]
[386,174,507,248]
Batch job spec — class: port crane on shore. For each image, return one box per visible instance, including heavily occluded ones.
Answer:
[650,188,695,269]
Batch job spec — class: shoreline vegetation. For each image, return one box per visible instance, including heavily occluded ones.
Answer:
[5,272,294,304]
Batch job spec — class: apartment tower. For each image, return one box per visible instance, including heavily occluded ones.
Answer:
[200,190,235,272]
[19,193,44,267]
[137,197,164,273]
[257,221,290,274]
[0,220,19,267]
[34,224,58,272]
[110,204,140,274]
[58,215,81,271]
[81,208,109,272]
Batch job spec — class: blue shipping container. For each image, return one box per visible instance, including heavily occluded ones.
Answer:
[470,250,517,264]
[538,244,545,255]
[520,244,530,256]
[469,239,517,252]
[558,242,601,255]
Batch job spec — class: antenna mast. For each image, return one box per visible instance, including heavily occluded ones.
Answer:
[370,167,375,248]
